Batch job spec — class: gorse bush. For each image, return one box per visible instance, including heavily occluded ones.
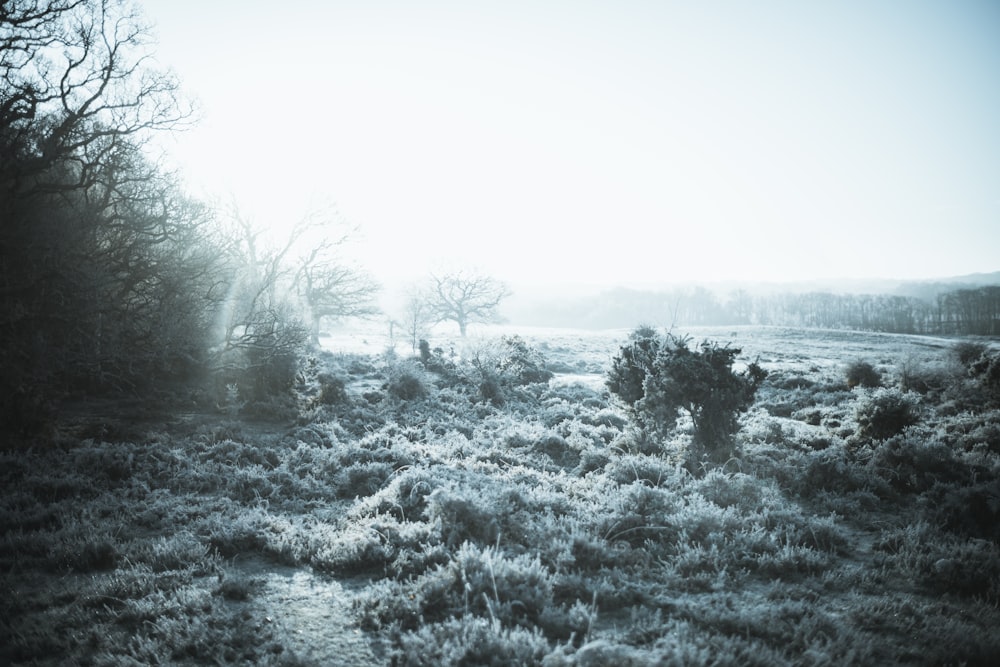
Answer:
[953,341,988,367]
[606,333,662,407]
[497,335,555,385]
[397,617,550,667]
[898,354,953,396]
[864,431,968,493]
[387,361,432,401]
[608,330,766,466]
[465,335,554,405]
[969,351,1000,405]
[316,371,349,405]
[854,387,919,441]
[845,360,881,389]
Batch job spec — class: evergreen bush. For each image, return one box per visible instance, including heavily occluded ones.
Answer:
[953,341,988,367]
[845,360,881,389]
[607,330,766,465]
[854,387,918,441]
[387,362,432,401]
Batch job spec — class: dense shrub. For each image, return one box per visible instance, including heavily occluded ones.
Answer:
[864,432,968,493]
[898,355,953,395]
[465,336,555,405]
[924,481,1000,543]
[606,331,662,407]
[495,335,555,385]
[953,341,989,367]
[854,388,919,441]
[1,387,56,441]
[875,521,1000,601]
[386,361,432,401]
[969,351,1000,405]
[419,342,459,380]
[316,371,349,405]
[845,360,881,389]
[396,617,550,667]
[607,330,766,464]
[357,542,555,632]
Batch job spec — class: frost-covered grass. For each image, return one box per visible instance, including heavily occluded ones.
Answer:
[2,326,999,665]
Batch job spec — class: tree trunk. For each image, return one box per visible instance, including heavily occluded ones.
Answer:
[310,313,321,346]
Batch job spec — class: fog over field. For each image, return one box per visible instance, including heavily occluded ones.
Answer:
[144,0,1000,290]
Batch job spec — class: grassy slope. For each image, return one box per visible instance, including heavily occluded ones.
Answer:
[2,326,999,665]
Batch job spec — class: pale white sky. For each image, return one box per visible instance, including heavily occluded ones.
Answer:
[144,0,1000,289]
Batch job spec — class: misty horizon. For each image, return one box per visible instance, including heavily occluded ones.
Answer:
[144,0,1000,288]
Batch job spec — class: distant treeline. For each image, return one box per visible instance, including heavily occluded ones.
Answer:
[515,285,1000,336]
[755,286,1000,335]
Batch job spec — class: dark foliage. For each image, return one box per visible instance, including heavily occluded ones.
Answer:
[1,0,217,434]
[969,351,1000,405]
[854,389,918,441]
[608,330,766,463]
[387,363,431,401]
[953,341,989,368]
[845,360,881,389]
[316,371,349,405]
[494,335,555,385]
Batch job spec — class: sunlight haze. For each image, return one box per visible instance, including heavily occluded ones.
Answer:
[144,0,1000,289]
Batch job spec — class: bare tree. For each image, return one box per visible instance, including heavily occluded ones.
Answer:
[214,204,381,377]
[2,0,208,420]
[399,291,435,352]
[295,257,380,344]
[283,208,380,344]
[426,269,511,337]
[1,0,192,196]
[208,206,311,398]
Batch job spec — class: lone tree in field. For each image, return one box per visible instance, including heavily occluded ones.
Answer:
[291,214,380,345]
[608,329,766,466]
[400,291,435,352]
[425,269,511,337]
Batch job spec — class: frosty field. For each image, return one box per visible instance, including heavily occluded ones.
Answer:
[2,325,999,666]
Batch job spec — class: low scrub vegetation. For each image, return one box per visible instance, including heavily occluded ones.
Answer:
[2,327,999,665]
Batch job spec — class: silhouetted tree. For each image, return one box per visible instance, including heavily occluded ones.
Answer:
[292,218,380,344]
[1,0,209,431]
[425,269,511,337]
[209,207,381,398]
[1,0,191,195]
[296,262,380,344]
[208,209,308,398]
[400,291,435,352]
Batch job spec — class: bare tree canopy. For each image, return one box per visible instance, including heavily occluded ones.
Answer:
[295,253,380,344]
[425,269,511,337]
[1,0,215,429]
[1,0,192,195]
[398,290,435,352]
[215,204,381,357]
[1,0,390,429]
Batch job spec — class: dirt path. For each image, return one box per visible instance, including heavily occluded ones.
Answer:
[230,560,389,665]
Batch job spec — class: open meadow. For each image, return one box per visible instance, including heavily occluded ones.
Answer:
[3,325,1000,665]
